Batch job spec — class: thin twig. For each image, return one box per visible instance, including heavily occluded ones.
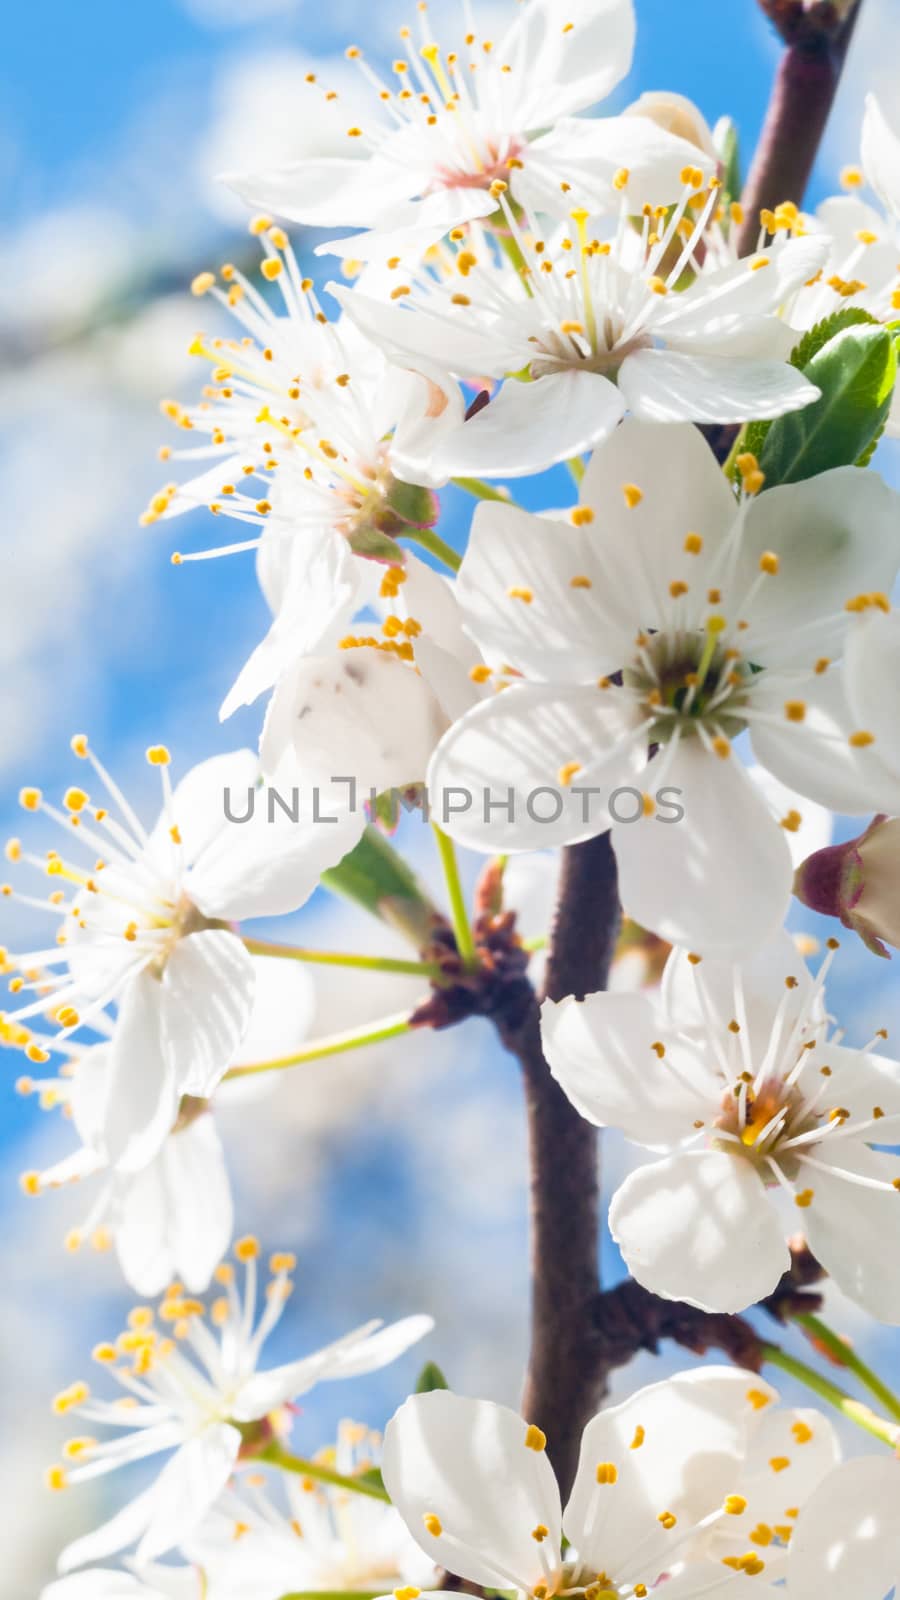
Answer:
[737,0,864,255]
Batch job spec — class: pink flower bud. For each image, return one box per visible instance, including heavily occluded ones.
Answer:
[794,815,900,958]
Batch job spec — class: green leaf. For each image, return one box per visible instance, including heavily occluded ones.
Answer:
[732,308,882,479]
[753,318,897,487]
[355,1466,387,1494]
[321,825,440,950]
[415,1359,450,1393]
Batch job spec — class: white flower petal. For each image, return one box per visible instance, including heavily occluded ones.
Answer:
[518,114,715,214]
[136,1425,242,1563]
[317,188,499,262]
[578,418,738,626]
[330,283,515,380]
[618,347,820,423]
[566,1368,776,1582]
[728,1405,840,1539]
[748,665,900,814]
[499,0,635,124]
[613,741,794,958]
[661,931,818,1058]
[43,1575,163,1600]
[745,765,833,868]
[152,751,261,872]
[161,930,255,1100]
[843,608,900,779]
[787,1456,900,1600]
[727,469,900,670]
[223,154,412,229]
[428,371,625,480]
[609,1150,791,1312]
[115,1115,233,1296]
[382,1392,563,1592]
[220,527,361,719]
[861,93,900,221]
[541,990,719,1146]
[455,501,626,682]
[102,975,178,1174]
[426,683,645,852]
[260,648,448,793]
[58,1480,161,1574]
[186,773,364,923]
[800,1139,900,1323]
[232,1315,431,1420]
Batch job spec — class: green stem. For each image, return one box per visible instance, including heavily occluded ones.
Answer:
[452,476,514,504]
[566,456,586,487]
[224,1013,414,1080]
[241,937,444,981]
[721,423,747,480]
[403,525,462,572]
[432,823,477,969]
[260,1442,390,1501]
[794,1313,900,1424]
[761,1343,900,1447]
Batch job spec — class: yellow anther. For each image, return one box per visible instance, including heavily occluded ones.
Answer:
[840,165,864,190]
[145,745,171,766]
[507,586,533,603]
[235,1235,260,1262]
[62,1437,97,1460]
[849,730,875,747]
[595,1461,618,1484]
[19,787,42,811]
[712,737,731,760]
[571,506,594,526]
[570,574,592,589]
[20,1170,42,1196]
[622,483,643,508]
[423,1513,443,1536]
[647,275,668,295]
[191,271,216,296]
[746,1388,771,1409]
[469,664,493,684]
[612,167,630,190]
[630,1425,645,1449]
[769,1456,790,1473]
[70,735,88,758]
[63,787,89,813]
[525,1424,547,1452]
[261,258,283,281]
[725,1494,748,1515]
[249,214,274,235]
[269,1251,297,1274]
[759,551,779,575]
[784,701,806,723]
[791,1421,813,1444]
[658,1512,677,1529]
[52,1382,89,1414]
[558,762,582,788]
[669,580,688,598]
[683,532,703,554]
[5,838,21,862]
[45,1465,68,1492]
[25,1043,50,1064]
[651,1042,666,1058]
[532,1524,549,1542]
[722,1554,766,1575]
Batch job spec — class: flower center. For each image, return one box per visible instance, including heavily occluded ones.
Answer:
[624,629,751,743]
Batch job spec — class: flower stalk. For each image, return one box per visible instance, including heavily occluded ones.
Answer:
[225,1013,416,1080]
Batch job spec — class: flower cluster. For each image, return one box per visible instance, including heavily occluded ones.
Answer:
[9,0,900,1594]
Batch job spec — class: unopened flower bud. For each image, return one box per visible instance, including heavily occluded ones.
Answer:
[623,91,719,160]
[794,815,900,958]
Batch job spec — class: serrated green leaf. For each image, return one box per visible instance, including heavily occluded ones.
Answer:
[787,305,877,372]
[756,322,897,486]
[321,825,440,950]
[415,1359,450,1393]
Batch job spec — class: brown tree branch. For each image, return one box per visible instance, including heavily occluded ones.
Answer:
[737,0,864,255]
[498,833,620,1501]
[586,1245,827,1378]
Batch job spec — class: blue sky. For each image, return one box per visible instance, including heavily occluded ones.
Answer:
[2,1,900,1591]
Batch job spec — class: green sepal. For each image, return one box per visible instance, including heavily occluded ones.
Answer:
[321,825,440,950]
[415,1359,450,1393]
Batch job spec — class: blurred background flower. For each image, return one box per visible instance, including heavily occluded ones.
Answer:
[3,0,900,1592]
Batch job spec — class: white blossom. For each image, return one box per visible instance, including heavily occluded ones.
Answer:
[49,1241,432,1572]
[543,932,900,1316]
[426,419,900,954]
